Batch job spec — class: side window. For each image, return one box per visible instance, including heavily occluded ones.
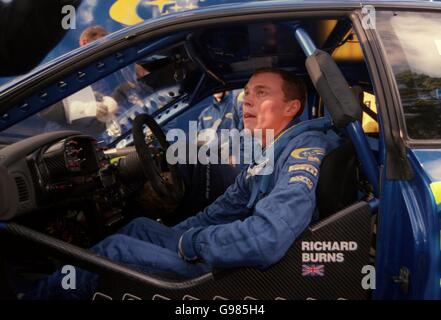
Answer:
[7,59,173,145]
[376,11,441,140]
[1,45,202,145]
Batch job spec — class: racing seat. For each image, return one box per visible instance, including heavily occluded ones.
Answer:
[316,140,358,219]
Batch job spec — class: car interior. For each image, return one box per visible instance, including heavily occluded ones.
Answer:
[0,15,381,300]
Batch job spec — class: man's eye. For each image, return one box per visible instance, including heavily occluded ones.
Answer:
[257,90,267,97]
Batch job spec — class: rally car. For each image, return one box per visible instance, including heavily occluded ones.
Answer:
[0,0,440,300]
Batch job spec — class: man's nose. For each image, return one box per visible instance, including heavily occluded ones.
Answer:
[243,95,253,108]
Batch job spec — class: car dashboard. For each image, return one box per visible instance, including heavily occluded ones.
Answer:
[0,131,144,247]
[32,136,104,199]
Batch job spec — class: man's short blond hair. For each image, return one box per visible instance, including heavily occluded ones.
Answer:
[252,68,307,116]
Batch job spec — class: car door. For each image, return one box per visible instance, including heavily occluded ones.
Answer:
[353,8,441,300]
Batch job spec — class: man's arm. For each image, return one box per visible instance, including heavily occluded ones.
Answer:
[178,132,334,268]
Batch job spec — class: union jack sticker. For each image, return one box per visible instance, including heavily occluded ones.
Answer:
[302,264,325,277]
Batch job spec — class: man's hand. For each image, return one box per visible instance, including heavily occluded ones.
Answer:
[96,104,109,123]
[96,96,119,123]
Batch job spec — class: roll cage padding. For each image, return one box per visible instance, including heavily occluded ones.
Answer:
[306,49,362,128]
[316,140,358,219]
[0,223,210,289]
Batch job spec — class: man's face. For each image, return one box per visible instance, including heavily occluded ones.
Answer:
[243,72,300,136]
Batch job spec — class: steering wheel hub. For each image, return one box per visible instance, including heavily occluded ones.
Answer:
[132,114,185,204]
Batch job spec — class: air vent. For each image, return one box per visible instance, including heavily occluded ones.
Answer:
[14,176,29,202]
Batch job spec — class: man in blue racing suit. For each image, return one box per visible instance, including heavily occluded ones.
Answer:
[197,91,243,132]
[178,90,244,217]
[27,68,339,299]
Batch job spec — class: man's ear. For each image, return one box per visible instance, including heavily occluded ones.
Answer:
[285,100,301,118]
[79,39,88,47]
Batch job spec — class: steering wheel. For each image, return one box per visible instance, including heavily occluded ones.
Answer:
[132,114,185,204]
